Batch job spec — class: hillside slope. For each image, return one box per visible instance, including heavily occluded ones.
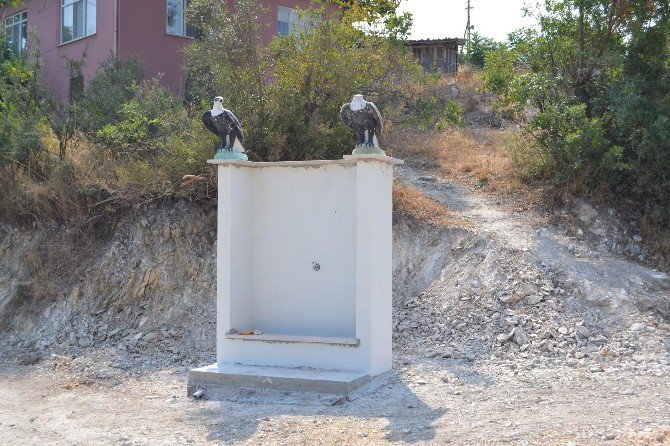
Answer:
[1,152,669,444]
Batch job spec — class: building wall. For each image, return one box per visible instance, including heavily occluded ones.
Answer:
[3,0,117,101]
[259,0,321,43]
[249,163,357,338]
[2,0,329,98]
[117,0,323,95]
[117,0,189,95]
[410,42,461,74]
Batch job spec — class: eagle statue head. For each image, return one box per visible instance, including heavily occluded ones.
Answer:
[212,96,224,116]
[350,94,366,111]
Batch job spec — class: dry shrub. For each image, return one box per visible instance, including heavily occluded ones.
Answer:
[0,120,215,226]
[454,66,483,91]
[393,181,469,228]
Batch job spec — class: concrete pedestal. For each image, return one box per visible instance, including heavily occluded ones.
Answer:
[188,155,402,396]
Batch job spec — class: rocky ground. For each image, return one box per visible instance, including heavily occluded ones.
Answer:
[1,159,670,445]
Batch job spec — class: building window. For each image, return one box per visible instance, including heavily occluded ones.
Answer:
[3,11,27,55]
[167,0,197,37]
[61,0,96,44]
[277,6,306,36]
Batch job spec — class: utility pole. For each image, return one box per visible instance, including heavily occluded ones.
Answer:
[462,0,473,55]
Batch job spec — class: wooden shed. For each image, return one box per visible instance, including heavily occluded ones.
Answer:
[408,38,466,74]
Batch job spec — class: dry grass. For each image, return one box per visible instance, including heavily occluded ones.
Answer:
[393,181,470,228]
[0,129,215,225]
[453,66,484,92]
[390,126,528,196]
[383,63,528,200]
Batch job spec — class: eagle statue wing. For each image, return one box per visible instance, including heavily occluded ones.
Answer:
[223,109,244,144]
[201,111,219,136]
[340,102,355,131]
[365,102,383,135]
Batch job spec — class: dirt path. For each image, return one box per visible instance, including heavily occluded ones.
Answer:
[397,164,670,322]
[2,163,670,445]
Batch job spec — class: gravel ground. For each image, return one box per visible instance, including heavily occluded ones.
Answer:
[0,357,669,445]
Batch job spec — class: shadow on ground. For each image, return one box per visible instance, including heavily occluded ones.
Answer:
[188,371,450,444]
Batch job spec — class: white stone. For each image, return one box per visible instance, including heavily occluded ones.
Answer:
[630,323,646,332]
[576,325,591,338]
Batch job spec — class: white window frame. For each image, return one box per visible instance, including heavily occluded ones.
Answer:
[3,11,28,55]
[277,6,307,37]
[166,0,196,38]
[60,0,96,45]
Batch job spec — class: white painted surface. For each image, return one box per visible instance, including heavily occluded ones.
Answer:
[214,156,401,375]
[225,333,360,346]
[251,165,357,337]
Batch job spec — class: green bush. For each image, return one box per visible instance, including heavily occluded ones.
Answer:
[463,32,504,69]
[486,0,670,229]
[441,100,465,127]
[95,80,214,193]
[0,43,44,171]
[482,49,516,96]
[412,96,439,130]
[78,55,144,136]
[96,80,183,155]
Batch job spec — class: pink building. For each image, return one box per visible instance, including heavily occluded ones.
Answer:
[2,0,316,101]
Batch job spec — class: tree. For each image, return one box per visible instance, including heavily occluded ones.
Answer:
[463,32,503,68]
[0,38,44,172]
[185,0,273,157]
[43,53,87,161]
[335,0,412,40]
[487,0,670,226]
[185,0,419,161]
[77,55,144,136]
[269,6,419,159]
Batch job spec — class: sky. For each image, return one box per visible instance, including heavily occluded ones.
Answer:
[397,0,537,42]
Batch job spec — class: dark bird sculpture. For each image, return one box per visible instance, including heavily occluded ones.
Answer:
[340,94,383,147]
[201,96,244,153]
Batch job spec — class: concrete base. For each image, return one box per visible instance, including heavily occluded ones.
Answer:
[188,363,370,397]
[351,145,386,156]
[213,151,248,160]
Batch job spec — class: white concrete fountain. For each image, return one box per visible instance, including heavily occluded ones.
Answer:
[188,154,402,395]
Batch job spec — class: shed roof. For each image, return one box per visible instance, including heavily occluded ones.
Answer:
[408,38,466,46]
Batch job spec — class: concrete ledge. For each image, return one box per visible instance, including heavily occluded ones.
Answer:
[343,154,404,165]
[187,363,370,396]
[225,333,360,347]
[207,155,403,167]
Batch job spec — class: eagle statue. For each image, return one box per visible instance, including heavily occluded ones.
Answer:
[340,94,383,152]
[201,96,245,157]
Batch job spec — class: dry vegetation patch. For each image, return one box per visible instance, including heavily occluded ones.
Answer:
[391,126,527,195]
[393,182,469,228]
